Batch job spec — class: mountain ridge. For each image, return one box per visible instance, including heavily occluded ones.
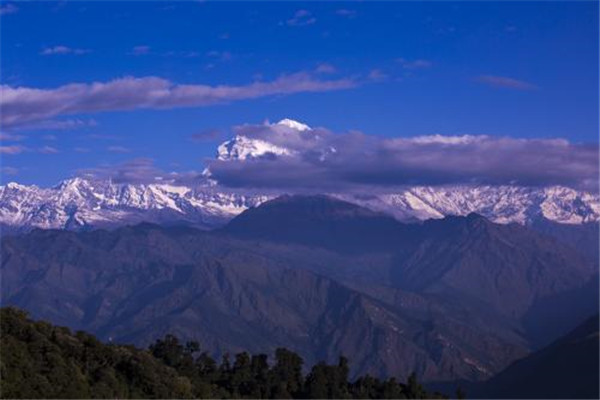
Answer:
[2,195,596,383]
[1,178,598,233]
[2,118,599,231]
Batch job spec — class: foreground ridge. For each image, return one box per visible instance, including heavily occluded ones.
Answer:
[0,307,448,399]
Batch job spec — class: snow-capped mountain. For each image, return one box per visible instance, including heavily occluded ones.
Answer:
[0,178,270,232]
[217,119,311,161]
[1,118,598,231]
[1,178,598,232]
[217,135,294,161]
[276,118,311,131]
[340,185,600,225]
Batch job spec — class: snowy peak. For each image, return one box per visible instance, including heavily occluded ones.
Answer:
[0,177,271,231]
[541,186,600,224]
[1,177,599,233]
[275,118,311,131]
[217,135,294,161]
[216,118,310,161]
[339,185,600,226]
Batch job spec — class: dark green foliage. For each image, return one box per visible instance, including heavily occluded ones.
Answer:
[1,307,446,399]
[456,386,466,400]
[0,307,193,399]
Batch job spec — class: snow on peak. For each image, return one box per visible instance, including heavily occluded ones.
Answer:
[275,118,311,131]
[0,177,270,231]
[217,135,294,161]
[5,182,28,190]
[214,119,311,162]
[0,178,598,232]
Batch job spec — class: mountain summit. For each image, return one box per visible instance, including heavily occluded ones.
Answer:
[2,117,599,232]
[217,119,311,161]
[1,178,598,232]
[221,195,415,252]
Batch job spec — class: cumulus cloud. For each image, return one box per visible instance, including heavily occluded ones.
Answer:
[207,50,232,61]
[206,122,599,192]
[0,132,24,141]
[367,69,388,81]
[0,145,27,155]
[286,10,316,27]
[9,118,97,132]
[315,63,336,74]
[476,75,537,90]
[0,73,358,128]
[78,158,200,185]
[335,9,357,18]
[39,146,59,154]
[131,45,151,55]
[0,3,18,15]
[164,50,200,58]
[107,145,130,153]
[41,46,91,55]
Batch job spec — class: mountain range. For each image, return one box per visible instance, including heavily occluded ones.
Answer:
[2,195,597,386]
[1,119,598,395]
[1,119,599,233]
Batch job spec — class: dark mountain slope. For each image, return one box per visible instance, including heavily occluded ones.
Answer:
[1,196,596,384]
[221,195,419,254]
[224,197,596,333]
[529,218,599,263]
[393,214,595,319]
[475,314,600,399]
[0,224,524,382]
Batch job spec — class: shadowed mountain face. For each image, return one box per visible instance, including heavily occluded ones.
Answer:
[224,196,596,322]
[220,194,420,254]
[529,218,599,263]
[393,214,594,318]
[0,225,525,382]
[475,315,600,399]
[1,195,597,384]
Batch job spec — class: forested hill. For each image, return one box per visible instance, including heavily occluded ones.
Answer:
[0,307,448,399]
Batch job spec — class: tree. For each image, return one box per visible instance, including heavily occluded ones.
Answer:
[456,385,466,400]
[0,306,449,399]
[270,348,304,397]
[406,372,426,399]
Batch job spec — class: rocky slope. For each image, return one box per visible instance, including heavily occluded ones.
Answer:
[2,196,596,382]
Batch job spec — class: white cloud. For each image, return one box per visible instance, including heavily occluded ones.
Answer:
[107,146,131,153]
[315,63,336,74]
[39,146,59,154]
[131,45,151,56]
[0,4,18,16]
[0,145,26,154]
[41,46,91,55]
[207,121,599,192]
[476,75,537,90]
[0,73,358,128]
[286,10,316,27]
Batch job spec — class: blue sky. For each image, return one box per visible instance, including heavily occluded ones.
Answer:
[0,1,598,188]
